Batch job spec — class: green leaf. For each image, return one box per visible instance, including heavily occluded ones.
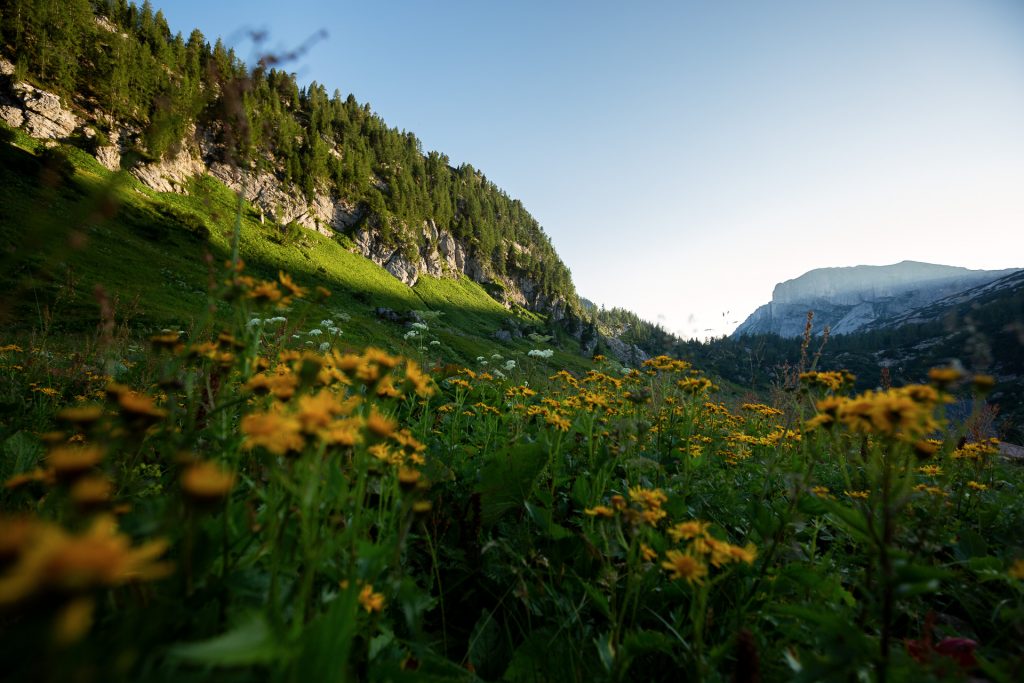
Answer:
[797,494,829,516]
[955,528,988,560]
[820,499,872,544]
[292,588,359,681]
[1,431,42,481]
[594,631,616,673]
[475,442,547,526]
[170,613,282,666]
[468,609,505,678]
[620,630,675,666]
[581,581,612,620]
[892,560,951,584]
[524,501,572,540]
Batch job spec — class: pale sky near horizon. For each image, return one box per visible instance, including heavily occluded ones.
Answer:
[159,0,1024,339]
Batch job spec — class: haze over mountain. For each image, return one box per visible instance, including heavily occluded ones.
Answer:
[732,261,1020,338]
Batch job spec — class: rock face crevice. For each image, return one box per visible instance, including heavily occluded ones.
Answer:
[0,59,572,320]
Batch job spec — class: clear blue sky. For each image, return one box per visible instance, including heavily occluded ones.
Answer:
[159,0,1024,338]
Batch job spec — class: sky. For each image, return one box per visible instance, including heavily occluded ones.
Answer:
[159,0,1024,339]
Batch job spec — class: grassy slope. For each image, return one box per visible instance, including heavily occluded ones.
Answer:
[0,126,593,373]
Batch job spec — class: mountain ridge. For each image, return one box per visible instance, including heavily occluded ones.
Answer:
[733,261,1020,338]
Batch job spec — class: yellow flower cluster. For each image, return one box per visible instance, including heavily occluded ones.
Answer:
[805,384,943,441]
[584,487,668,527]
[643,355,691,373]
[0,514,172,643]
[799,370,856,392]
[661,520,756,585]
[741,403,783,417]
[952,438,1000,461]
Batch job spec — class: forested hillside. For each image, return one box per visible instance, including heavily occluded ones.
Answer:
[0,0,575,304]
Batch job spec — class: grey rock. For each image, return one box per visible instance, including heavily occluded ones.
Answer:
[0,105,24,128]
[352,227,398,267]
[1,81,79,140]
[132,142,205,194]
[493,330,513,342]
[604,336,648,366]
[375,307,401,322]
[208,162,337,236]
[95,143,121,171]
[384,251,419,287]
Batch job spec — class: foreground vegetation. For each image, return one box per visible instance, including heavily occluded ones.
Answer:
[1,250,1023,682]
[2,3,1023,680]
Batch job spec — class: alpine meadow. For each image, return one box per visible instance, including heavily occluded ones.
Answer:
[1,2,1023,682]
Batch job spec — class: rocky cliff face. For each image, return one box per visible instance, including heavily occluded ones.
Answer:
[0,60,569,320]
[733,261,1020,338]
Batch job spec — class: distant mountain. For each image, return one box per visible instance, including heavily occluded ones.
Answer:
[679,265,1024,440]
[732,261,1020,338]
[864,269,1024,331]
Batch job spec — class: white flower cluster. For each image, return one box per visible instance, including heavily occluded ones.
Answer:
[247,316,289,328]
[528,349,554,359]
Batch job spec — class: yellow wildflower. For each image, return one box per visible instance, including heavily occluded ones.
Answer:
[1008,559,1024,580]
[278,271,307,298]
[359,584,385,613]
[48,445,105,481]
[404,360,435,397]
[241,411,304,455]
[321,418,363,447]
[0,515,171,605]
[668,520,710,543]
[181,461,235,503]
[366,409,397,439]
[928,366,963,388]
[584,505,615,519]
[545,412,571,431]
[661,550,707,584]
[69,475,114,509]
[295,390,345,433]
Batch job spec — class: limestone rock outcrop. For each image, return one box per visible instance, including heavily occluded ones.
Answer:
[0,60,79,140]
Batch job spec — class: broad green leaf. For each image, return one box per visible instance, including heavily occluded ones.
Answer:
[170,614,282,666]
[475,442,547,526]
